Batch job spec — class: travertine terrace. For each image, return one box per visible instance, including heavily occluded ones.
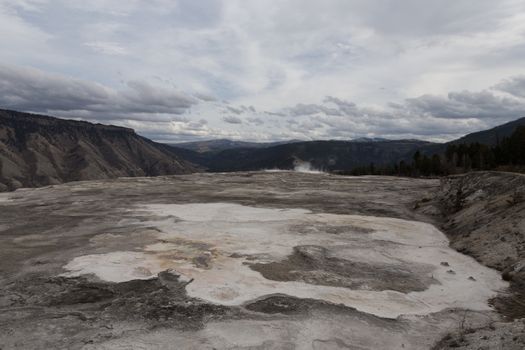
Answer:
[0,172,509,349]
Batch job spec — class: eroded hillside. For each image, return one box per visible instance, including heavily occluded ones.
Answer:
[416,172,525,349]
[0,110,196,190]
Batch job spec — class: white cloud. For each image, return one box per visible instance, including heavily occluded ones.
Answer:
[0,0,524,142]
[84,41,129,56]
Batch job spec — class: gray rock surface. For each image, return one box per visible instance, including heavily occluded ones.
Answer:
[0,171,521,349]
[416,171,525,349]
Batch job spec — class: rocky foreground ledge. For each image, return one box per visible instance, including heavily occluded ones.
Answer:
[416,171,525,349]
[0,171,523,349]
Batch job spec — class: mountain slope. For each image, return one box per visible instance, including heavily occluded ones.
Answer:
[0,109,197,190]
[169,139,433,172]
[170,139,299,153]
[420,117,525,156]
[168,117,525,173]
[452,117,525,146]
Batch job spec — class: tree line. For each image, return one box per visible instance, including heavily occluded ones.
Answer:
[341,126,525,177]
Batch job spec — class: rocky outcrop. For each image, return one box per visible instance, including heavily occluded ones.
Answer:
[416,171,525,349]
[0,109,197,190]
[422,172,525,316]
[435,172,525,272]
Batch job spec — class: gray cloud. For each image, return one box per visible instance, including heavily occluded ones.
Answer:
[346,0,508,37]
[0,64,109,112]
[226,106,243,114]
[323,97,358,115]
[286,103,341,117]
[194,93,217,102]
[274,76,525,141]
[246,117,264,125]
[264,111,287,117]
[222,115,243,124]
[121,80,197,114]
[2,62,525,142]
[494,76,525,98]
[0,65,199,121]
[225,105,257,115]
[0,1,524,142]
[405,90,525,119]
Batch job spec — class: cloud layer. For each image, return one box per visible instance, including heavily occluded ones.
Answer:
[0,65,199,120]
[0,0,525,142]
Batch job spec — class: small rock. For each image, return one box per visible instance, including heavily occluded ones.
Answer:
[441,262,450,266]
[468,276,476,281]
[502,266,514,281]
[447,270,456,275]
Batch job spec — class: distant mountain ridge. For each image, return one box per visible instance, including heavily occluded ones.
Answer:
[450,117,525,145]
[0,109,196,191]
[2,109,524,191]
[169,139,434,172]
[170,139,300,153]
[172,137,390,153]
[350,137,389,142]
[168,117,525,173]
[418,116,525,156]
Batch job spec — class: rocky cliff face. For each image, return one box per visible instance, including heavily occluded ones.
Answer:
[0,109,197,190]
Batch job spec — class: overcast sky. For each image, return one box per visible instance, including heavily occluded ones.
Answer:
[1,0,525,142]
